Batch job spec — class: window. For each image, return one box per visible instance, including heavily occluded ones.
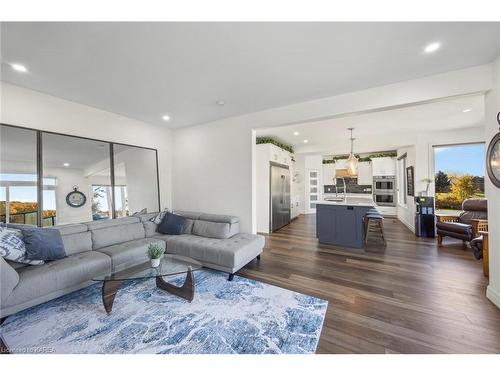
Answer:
[1,123,160,226]
[434,143,485,211]
[397,154,407,206]
[0,126,39,225]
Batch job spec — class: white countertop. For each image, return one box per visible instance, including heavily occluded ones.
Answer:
[317,197,375,207]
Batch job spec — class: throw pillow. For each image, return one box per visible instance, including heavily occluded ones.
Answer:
[151,208,170,224]
[0,227,45,265]
[131,208,147,216]
[157,212,186,235]
[21,227,66,261]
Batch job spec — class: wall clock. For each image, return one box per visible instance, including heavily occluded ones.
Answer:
[486,111,500,188]
[66,186,87,208]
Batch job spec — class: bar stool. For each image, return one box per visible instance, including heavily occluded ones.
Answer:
[364,212,386,246]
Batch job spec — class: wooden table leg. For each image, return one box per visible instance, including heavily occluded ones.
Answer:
[156,268,194,302]
[102,279,123,314]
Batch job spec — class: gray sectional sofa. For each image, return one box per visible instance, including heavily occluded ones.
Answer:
[0,211,264,318]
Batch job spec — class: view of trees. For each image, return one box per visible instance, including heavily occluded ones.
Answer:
[0,201,57,224]
[434,170,484,210]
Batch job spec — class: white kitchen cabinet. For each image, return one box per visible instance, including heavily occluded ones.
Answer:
[371,157,396,176]
[322,163,336,186]
[357,161,373,185]
[269,144,291,166]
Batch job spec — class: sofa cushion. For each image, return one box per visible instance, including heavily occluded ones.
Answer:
[21,227,66,261]
[198,213,239,224]
[3,251,111,308]
[183,219,195,234]
[61,231,93,256]
[53,223,88,236]
[143,221,158,237]
[165,233,264,269]
[91,222,145,250]
[96,238,166,268]
[53,223,92,256]
[158,212,186,235]
[1,257,19,304]
[85,217,140,231]
[173,210,202,220]
[192,220,231,239]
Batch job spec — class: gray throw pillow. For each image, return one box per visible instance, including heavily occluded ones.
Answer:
[0,227,44,265]
[132,208,147,216]
[151,209,170,224]
[21,227,66,261]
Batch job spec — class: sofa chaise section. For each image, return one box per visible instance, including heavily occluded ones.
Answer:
[138,210,265,280]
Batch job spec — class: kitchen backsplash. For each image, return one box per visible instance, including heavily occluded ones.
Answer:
[324,177,372,194]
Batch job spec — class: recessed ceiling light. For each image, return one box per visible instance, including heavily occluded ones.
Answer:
[63,163,70,167]
[11,63,28,73]
[462,108,472,113]
[216,100,225,106]
[303,139,309,144]
[293,131,300,136]
[162,115,171,121]
[424,42,440,54]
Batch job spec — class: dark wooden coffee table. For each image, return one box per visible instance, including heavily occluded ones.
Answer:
[92,254,202,314]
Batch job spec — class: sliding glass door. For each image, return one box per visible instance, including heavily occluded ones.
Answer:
[0,123,160,226]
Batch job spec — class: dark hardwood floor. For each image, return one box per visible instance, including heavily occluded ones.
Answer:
[239,214,500,353]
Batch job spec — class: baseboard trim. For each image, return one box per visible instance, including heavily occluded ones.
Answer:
[397,216,415,233]
[486,285,500,308]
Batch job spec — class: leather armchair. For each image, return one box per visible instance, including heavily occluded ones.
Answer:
[436,198,487,247]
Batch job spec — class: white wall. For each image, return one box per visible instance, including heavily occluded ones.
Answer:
[291,154,306,216]
[396,146,417,230]
[485,56,500,308]
[172,65,492,233]
[0,82,172,211]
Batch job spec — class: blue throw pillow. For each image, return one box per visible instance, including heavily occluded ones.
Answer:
[21,227,66,261]
[158,212,186,235]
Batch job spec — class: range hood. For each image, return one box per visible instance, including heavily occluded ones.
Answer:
[335,168,354,178]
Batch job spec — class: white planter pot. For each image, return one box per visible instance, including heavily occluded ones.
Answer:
[150,258,161,268]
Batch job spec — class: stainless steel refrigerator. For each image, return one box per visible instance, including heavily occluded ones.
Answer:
[270,163,291,232]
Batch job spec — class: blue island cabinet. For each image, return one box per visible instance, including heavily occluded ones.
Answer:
[316,203,373,248]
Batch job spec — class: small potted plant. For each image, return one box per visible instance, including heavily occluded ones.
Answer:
[148,243,165,268]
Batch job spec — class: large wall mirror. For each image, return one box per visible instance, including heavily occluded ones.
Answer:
[0,123,160,226]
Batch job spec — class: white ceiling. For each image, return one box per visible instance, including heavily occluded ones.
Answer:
[1,22,500,129]
[257,94,485,155]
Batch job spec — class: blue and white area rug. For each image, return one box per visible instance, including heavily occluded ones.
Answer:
[1,270,327,354]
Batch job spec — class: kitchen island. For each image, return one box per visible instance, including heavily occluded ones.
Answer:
[316,197,375,248]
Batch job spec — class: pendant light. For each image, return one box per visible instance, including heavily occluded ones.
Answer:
[345,127,358,176]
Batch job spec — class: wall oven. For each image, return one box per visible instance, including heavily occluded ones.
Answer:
[373,176,396,207]
[374,176,395,192]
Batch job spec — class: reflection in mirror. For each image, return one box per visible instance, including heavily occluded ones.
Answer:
[0,125,39,225]
[113,144,159,217]
[42,133,112,226]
